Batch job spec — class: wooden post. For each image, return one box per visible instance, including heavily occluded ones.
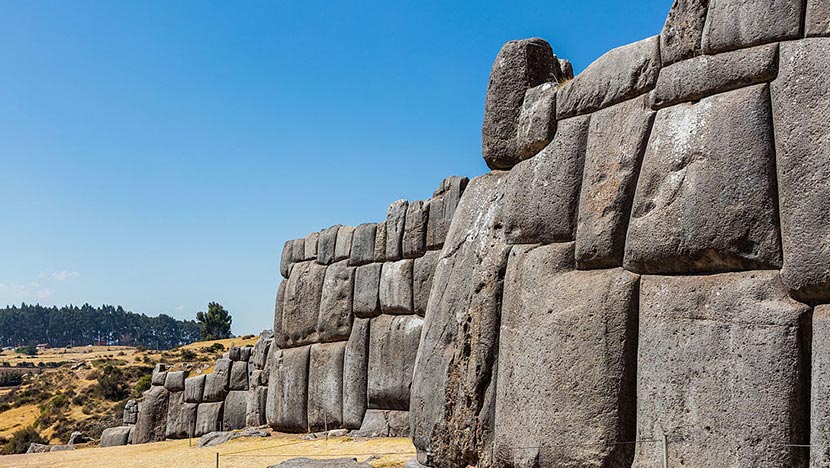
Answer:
[215,451,219,468]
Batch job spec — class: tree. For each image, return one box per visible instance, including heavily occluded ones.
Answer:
[1,426,47,454]
[97,365,127,401]
[196,302,233,341]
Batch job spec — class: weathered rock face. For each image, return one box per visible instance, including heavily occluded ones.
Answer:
[166,394,197,439]
[386,200,408,261]
[660,0,710,65]
[184,375,205,403]
[379,260,414,315]
[516,82,557,161]
[403,200,429,259]
[427,176,469,250]
[307,342,346,431]
[374,220,388,263]
[267,346,310,433]
[100,426,133,447]
[343,318,370,429]
[281,261,327,347]
[353,263,382,318]
[354,409,411,438]
[367,315,422,411]
[413,251,440,317]
[229,361,249,391]
[195,402,224,437]
[317,260,354,343]
[133,386,170,444]
[701,0,803,54]
[334,225,355,262]
[806,0,830,36]
[317,225,341,266]
[350,223,377,266]
[203,373,229,403]
[304,232,319,261]
[813,306,830,468]
[223,390,248,430]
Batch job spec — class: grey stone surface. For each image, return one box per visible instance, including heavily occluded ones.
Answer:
[214,358,232,380]
[280,240,293,278]
[660,0,709,65]
[304,231,319,261]
[558,59,574,80]
[350,223,377,266]
[413,250,440,317]
[411,172,510,468]
[229,360,249,390]
[163,370,186,392]
[367,315,423,411]
[702,0,803,54]
[633,272,810,468]
[807,0,830,36]
[316,260,354,343]
[166,393,197,439]
[151,366,167,387]
[651,43,778,109]
[267,458,372,468]
[482,38,558,170]
[379,260,414,315]
[123,399,138,425]
[494,243,638,467]
[229,346,242,361]
[343,318,370,429]
[292,238,305,264]
[274,280,286,347]
[222,390,248,430]
[133,386,170,444]
[813,306,830,468]
[307,342,346,431]
[557,36,660,119]
[252,331,274,370]
[576,95,655,269]
[353,409,411,438]
[317,225,341,265]
[100,426,132,447]
[771,39,830,302]
[239,346,253,362]
[502,115,589,245]
[403,200,428,259]
[517,82,557,161]
[246,385,268,428]
[334,225,355,262]
[194,402,224,437]
[625,84,782,274]
[282,261,327,347]
[374,220,387,263]
[198,429,269,448]
[426,176,469,250]
[203,373,229,403]
[266,346,310,433]
[353,263,382,318]
[184,375,206,403]
[386,200,408,261]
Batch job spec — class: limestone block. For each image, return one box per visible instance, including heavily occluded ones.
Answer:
[386,200,408,261]
[184,375,205,403]
[246,386,268,428]
[100,426,132,447]
[625,84,782,274]
[317,225,341,265]
[266,346,310,433]
[274,280,286,346]
[379,260,414,314]
[280,240,293,278]
[151,364,167,387]
[229,346,242,361]
[807,0,830,36]
[576,95,655,269]
[501,115,589,245]
[702,0,803,54]
[307,342,346,431]
[334,225,355,262]
[194,402,224,437]
[343,318,370,429]
[651,43,778,109]
[282,261,327,347]
[229,361,249,391]
[517,82,557,161]
[494,243,638,467]
[252,331,273,370]
[239,346,252,362]
[483,38,559,170]
[203,374,229,403]
[557,36,660,119]
[368,315,423,411]
[354,409,411,438]
[250,369,263,387]
[133,386,170,444]
[123,400,138,425]
[660,0,710,65]
[374,220,387,263]
[813,306,830,467]
[223,390,248,431]
[304,231,319,261]
[771,39,830,302]
[166,393,197,439]
[426,176,469,250]
[633,272,810,468]
[163,371,186,393]
[413,250,440,317]
[403,200,428,259]
[411,172,510,468]
[350,223,377,266]
[214,358,232,379]
[353,263,382,319]
[316,260,354,343]
[291,238,305,264]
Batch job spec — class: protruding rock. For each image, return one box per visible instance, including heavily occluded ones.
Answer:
[354,409,411,438]
[317,225,341,265]
[223,390,248,430]
[368,315,422,411]
[163,371,186,392]
[353,263,382,319]
[317,260,354,343]
[229,361,249,390]
[350,223,377,266]
[374,220,388,263]
[184,375,206,403]
[151,364,167,387]
[660,0,710,65]
[100,426,132,447]
[307,342,346,431]
[133,386,170,444]
[194,402,224,437]
[266,346,310,432]
[334,225,355,262]
[426,176,469,250]
[343,318,370,429]
[292,238,305,264]
[386,200,408,261]
[379,260,414,315]
[281,261,327,347]
[246,386,268,428]
[413,251,440,317]
[403,201,429,259]
[166,394,197,439]
[517,82,557,160]
[280,240,293,278]
[304,231,319,261]
[701,0,803,54]
[203,374,229,403]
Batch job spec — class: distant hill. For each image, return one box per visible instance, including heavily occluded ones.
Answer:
[0,303,200,350]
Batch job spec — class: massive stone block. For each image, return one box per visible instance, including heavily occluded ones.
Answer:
[426,176,469,250]
[660,0,710,65]
[632,273,810,468]
[292,238,305,264]
[379,260,414,315]
[367,314,422,411]
[403,200,429,259]
[334,225,355,262]
[626,84,782,274]
[282,261,327,347]
[163,371,186,393]
[482,38,558,170]
[274,280,286,345]
[386,200,408,261]
[251,330,273,370]
[194,402,224,437]
[100,426,133,447]
[184,375,206,403]
[151,364,167,387]
[374,220,388,263]
[501,115,589,245]
[317,225,341,265]
[133,386,170,444]
[317,260,354,343]
[166,393,197,439]
[807,0,830,36]
[557,36,660,119]
[280,240,293,278]
[771,39,830,302]
[266,346,310,433]
[350,223,377,266]
[494,243,638,467]
[576,95,655,269]
[651,43,778,109]
[813,306,830,468]
[516,82,557,161]
[203,374,229,403]
[701,0,803,54]
[354,263,382,318]
[343,318,370,429]
[304,231,319,261]
[411,172,510,467]
[223,390,248,431]
[246,386,268,428]
[413,250,440,317]
[229,361,249,391]
[307,342,346,431]
[355,409,411,438]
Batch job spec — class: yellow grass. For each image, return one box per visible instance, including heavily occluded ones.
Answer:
[180,337,259,351]
[0,432,416,468]
[0,404,39,439]
[0,345,139,364]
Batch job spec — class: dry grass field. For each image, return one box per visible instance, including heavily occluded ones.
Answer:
[0,432,416,468]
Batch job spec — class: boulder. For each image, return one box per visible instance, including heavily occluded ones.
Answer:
[625,84,782,274]
[203,374,229,403]
[813,306,830,467]
[292,238,305,264]
[229,361,249,391]
[660,0,710,65]
[632,272,810,468]
[163,370,186,392]
[403,200,428,259]
[353,409,410,438]
[239,346,253,362]
[26,443,51,454]
[280,240,293,278]
[349,223,377,266]
[353,263,382,318]
[281,261,327,347]
[317,225,341,265]
[307,342,346,431]
[807,0,830,36]
[557,36,660,119]
[367,315,422,411]
[194,402,224,437]
[246,386,268,428]
[223,390,248,431]
[184,375,206,403]
[343,318,370,429]
[374,220,387,263]
[166,393,197,439]
[123,399,138,425]
[576,95,655,269]
[426,176,469,250]
[386,200,408,261]
[334,225,355,262]
[267,458,372,468]
[701,0,803,54]
[379,260,414,315]
[304,231,319,261]
[252,331,274,370]
[317,260,355,343]
[133,386,170,444]
[67,431,88,445]
[494,243,638,467]
[151,364,167,387]
[650,43,778,109]
[274,280,286,344]
[482,38,559,170]
[501,115,589,245]
[266,346,310,432]
[100,426,132,447]
[229,346,242,361]
[771,38,830,302]
[413,250,440,317]
[411,172,510,468]
[198,429,269,448]
[516,82,557,160]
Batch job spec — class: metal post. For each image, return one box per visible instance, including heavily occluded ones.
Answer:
[662,434,668,468]
[324,413,328,442]
[215,451,219,468]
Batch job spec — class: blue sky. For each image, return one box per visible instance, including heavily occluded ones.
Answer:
[0,0,673,335]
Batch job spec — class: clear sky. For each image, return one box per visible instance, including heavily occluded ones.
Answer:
[0,0,673,335]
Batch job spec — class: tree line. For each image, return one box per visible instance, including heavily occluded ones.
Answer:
[0,303,201,349]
